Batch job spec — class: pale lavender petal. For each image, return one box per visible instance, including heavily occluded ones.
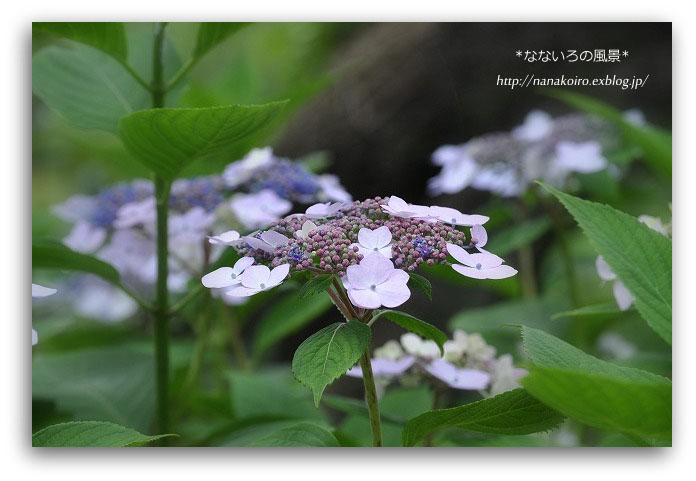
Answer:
[613,281,635,311]
[371,357,416,377]
[377,245,393,258]
[208,230,241,245]
[260,230,290,248]
[512,110,553,141]
[346,264,370,290]
[225,285,262,297]
[201,267,239,288]
[445,242,472,266]
[481,265,518,279]
[469,249,504,268]
[373,226,393,247]
[470,225,488,248]
[241,265,271,289]
[425,359,490,390]
[32,283,57,298]
[359,253,395,286]
[347,288,382,309]
[357,227,378,249]
[375,270,411,308]
[267,264,290,287]
[63,221,106,253]
[243,235,275,254]
[32,328,38,346]
[451,264,489,279]
[595,256,616,281]
[233,256,255,273]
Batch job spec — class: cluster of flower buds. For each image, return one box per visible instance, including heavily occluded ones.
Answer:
[203,195,517,310]
[346,330,527,397]
[427,109,639,197]
[50,147,351,322]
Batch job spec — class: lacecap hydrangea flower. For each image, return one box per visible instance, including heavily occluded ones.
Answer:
[51,147,351,322]
[346,330,527,397]
[427,110,631,198]
[202,195,517,306]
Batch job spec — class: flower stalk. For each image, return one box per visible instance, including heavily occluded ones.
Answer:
[152,22,170,441]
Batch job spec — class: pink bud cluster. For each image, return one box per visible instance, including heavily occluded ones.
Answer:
[237,197,470,276]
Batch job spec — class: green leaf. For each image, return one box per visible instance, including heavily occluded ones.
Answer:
[408,272,432,300]
[297,274,335,300]
[34,22,128,61]
[292,320,371,407]
[33,240,120,284]
[32,421,174,447]
[521,326,671,439]
[32,345,155,431]
[118,102,286,181]
[32,43,149,132]
[548,89,671,177]
[228,369,327,422]
[541,183,672,344]
[551,302,629,322]
[193,23,250,60]
[247,422,339,447]
[372,310,447,355]
[402,389,565,447]
[251,293,332,360]
[485,218,551,256]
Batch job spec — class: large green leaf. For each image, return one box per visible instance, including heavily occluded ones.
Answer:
[402,389,564,447]
[32,43,149,132]
[371,310,447,355]
[32,345,155,431]
[247,422,339,447]
[521,326,671,439]
[32,421,174,447]
[252,293,332,360]
[228,369,327,422]
[193,23,250,60]
[291,320,371,407]
[541,183,671,344]
[118,102,286,181]
[34,22,128,61]
[548,89,671,176]
[33,240,120,284]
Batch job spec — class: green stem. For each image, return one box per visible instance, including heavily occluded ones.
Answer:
[165,57,196,92]
[358,348,383,447]
[152,22,170,441]
[518,243,538,299]
[424,386,443,447]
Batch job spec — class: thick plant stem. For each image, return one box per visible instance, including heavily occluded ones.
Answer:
[358,349,383,447]
[152,22,170,441]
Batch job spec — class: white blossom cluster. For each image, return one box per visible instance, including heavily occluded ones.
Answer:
[347,329,527,398]
[427,110,642,198]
